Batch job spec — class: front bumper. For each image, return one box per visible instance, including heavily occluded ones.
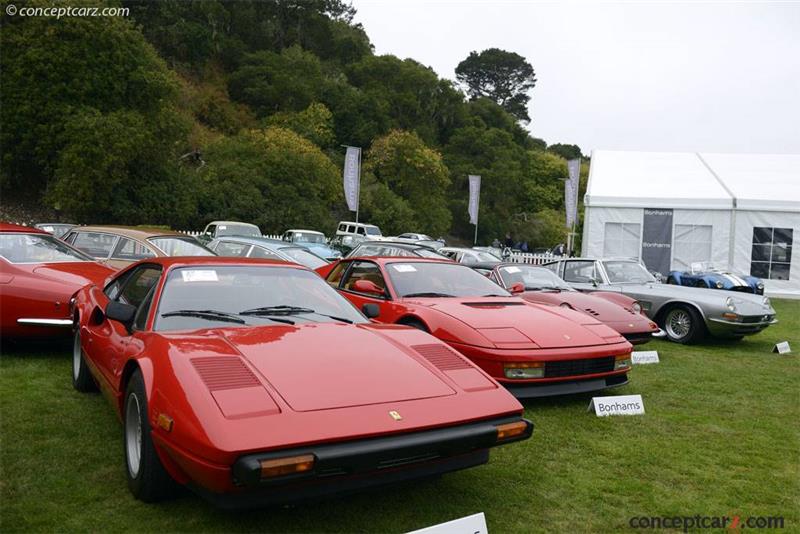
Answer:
[707,316,778,337]
[198,415,532,508]
[502,373,628,399]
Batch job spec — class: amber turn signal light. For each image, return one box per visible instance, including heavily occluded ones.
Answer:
[259,454,315,479]
[495,421,528,442]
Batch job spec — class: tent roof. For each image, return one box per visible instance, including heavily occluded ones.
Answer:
[586,150,800,212]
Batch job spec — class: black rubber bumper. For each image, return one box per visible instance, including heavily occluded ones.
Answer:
[503,373,629,399]
[201,415,532,508]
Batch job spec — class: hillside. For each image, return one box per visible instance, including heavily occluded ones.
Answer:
[0,0,586,246]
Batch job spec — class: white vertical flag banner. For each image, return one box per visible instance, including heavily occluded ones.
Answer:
[565,158,581,228]
[343,147,361,212]
[468,175,481,225]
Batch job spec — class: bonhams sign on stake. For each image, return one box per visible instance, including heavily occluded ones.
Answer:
[588,395,645,417]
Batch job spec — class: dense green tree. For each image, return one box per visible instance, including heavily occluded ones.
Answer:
[264,103,336,148]
[455,48,537,123]
[547,143,583,160]
[197,127,341,233]
[367,130,452,236]
[358,174,417,235]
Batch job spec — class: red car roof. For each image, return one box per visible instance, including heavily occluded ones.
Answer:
[0,222,47,234]
[123,256,307,270]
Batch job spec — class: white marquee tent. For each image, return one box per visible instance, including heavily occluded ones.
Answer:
[581,150,800,296]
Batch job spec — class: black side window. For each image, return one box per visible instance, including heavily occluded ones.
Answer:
[341,261,387,296]
[133,284,157,330]
[118,267,162,308]
[104,270,134,300]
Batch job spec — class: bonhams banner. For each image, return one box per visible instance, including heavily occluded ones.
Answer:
[565,158,581,228]
[641,208,673,277]
[468,175,481,225]
[343,146,361,212]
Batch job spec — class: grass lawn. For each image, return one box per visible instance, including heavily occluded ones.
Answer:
[1,300,798,533]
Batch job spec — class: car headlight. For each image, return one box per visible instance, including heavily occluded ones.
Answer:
[631,302,642,314]
[757,282,764,290]
[762,296,770,307]
[715,280,724,289]
[725,296,736,312]
[504,362,544,379]
[614,355,631,370]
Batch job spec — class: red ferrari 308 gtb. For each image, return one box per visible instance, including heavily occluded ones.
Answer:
[472,262,662,345]
[319,258,634,399]
[0,222,114,339]
[71,257,532,507]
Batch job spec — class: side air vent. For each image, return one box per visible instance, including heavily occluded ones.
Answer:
[191,357,261,391]
[583,308,600,316]
[412,344,471,371]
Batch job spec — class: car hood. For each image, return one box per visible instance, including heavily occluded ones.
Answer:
[220,323,456,412]
[405,296,624,349]
[32,262,114,289]
[522,290,647,323]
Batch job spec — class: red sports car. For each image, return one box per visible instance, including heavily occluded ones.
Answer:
[0,222,114,339]
[71,257,532,506]
[319,258,634,399]
[473,262,662,345]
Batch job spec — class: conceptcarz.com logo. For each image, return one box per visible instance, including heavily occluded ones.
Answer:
[629,514,785,531]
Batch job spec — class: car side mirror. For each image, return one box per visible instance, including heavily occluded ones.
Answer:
[362,303,380,318]
[105,301,136,330]
[353,279,384,296]
[510,282,525,294]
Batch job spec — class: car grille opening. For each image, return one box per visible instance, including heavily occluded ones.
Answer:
[545,357,615,378]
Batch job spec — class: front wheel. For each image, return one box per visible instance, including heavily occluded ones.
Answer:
[72,330,97,392]
[662,305,705,344]
[124,369,177,502]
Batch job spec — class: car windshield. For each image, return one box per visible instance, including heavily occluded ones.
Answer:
[0,233,93,263]
[603,261,657,284]
[279,247,328,269]
[474,250,502,261]
[387,262,511,298]
[148,237,215,256]
[291,232,326,244]
[216,224,260,237]
[365,226,382,236]
[498,265,572,290]
[156,265,366,331]
[35,224,73,238]
[415,248,448,259]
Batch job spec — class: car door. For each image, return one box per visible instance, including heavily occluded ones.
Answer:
[337,260,393,317]
[84,265,162,395]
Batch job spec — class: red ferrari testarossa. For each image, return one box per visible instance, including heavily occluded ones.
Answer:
[0,222,114,339]
[71,257,532,507]
[319,258,634,399]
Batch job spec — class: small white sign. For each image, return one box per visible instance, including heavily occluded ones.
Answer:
[408,513,487,534]
[773,341,791,354]
[393,264,417,273]
[588,394,645,417]
[632,350,659,364]
[181,269,219,282]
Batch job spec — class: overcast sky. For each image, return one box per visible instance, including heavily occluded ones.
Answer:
[351,0,800,155]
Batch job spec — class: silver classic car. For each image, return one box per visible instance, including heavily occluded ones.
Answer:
[544,258,777,344]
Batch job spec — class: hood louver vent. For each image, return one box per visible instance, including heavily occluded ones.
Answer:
[583,308,600,316]
[191,357,260,391]
[411,344,471,371]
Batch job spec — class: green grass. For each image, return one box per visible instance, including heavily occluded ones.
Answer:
[2,300,798,533]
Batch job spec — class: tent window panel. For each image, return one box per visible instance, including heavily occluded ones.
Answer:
[603,222,640,258]
[750,227,793,280]
[672,224,712,271]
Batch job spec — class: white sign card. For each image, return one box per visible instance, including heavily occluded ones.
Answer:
[408,513,488,534]
[773,341,791,354]
[393,264,417,273]
[588,394,645,417]
[632,351,659,364]
[181,270,219,282]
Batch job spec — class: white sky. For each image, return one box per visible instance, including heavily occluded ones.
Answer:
[351,0,800,155]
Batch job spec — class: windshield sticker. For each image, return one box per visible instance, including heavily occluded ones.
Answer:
[218,225,227,230]
[392,264,417,273]
[181,270,219,282]
[504,266,521,273]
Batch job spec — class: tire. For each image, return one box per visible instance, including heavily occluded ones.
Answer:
[398,319,429,333]
[661,305,705,344]
[124,369,177,502]
[72,330,97,393]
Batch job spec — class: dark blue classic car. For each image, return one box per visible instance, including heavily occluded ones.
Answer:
[667,262,764,295]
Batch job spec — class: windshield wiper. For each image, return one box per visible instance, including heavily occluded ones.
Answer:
[161,309,245,324]
[240,306,352,324]
[403,292,454,298]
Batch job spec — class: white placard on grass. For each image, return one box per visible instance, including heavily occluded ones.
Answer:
[632,350,659,364]
[773,341,791,354]
[407,512,487,534]
[588,394,645,417]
